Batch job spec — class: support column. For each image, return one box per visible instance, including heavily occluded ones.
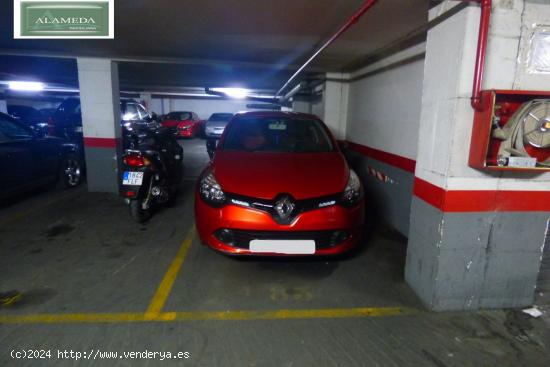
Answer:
[0,88,7,113]
[77,58,122,193]
[292,98,311,114]
[162,98,171,115]
[139,93,152,111]
[406,0,550,310]
[321,73,349,140]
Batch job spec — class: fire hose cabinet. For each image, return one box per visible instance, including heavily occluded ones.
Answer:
[469,90,550,171]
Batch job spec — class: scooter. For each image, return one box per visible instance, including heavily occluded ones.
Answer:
[120,124,183,222]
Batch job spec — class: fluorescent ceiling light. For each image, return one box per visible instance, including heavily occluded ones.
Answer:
[8,81,44,92]
[213,87,249,99]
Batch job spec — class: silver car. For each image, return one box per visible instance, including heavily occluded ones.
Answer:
[204,113,234,138]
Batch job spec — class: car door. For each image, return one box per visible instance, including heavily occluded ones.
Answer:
[0,115,34,195]
[30,135,62,182]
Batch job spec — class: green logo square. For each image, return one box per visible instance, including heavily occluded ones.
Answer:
[19,1,110,37]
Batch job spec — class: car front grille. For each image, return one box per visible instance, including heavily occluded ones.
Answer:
[214,228,349,250]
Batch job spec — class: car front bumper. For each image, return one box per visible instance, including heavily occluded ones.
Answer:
[195,191,365,256]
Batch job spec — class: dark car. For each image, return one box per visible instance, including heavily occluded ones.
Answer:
[39,108,57,119]
[7,105,49,135]
[0,112,84,200]
[50,98,154,144]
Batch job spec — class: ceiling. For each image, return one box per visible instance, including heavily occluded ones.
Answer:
[0,0,430,93]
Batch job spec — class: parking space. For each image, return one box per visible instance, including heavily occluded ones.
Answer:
[2,1,550,365]
[1,140,549,366]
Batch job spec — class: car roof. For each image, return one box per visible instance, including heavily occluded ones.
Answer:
[233,110,320,120]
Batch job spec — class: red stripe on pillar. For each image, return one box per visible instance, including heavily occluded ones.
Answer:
[346,141,416,173]
[83,137,118,148]
[414,177,550,212]
[412,177,446,210]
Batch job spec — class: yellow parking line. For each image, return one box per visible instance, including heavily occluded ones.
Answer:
[145,227,195,317]
[0,307,416,324]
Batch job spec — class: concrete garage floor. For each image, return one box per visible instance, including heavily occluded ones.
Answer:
[1,139,549,366]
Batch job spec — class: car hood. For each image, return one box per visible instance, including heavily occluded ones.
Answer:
[206,120,229,129]
[177,120,194,126]
[212,151,349,200]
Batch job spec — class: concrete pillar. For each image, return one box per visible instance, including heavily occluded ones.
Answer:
[139,93,152,111]
[291,98,311,114]
[321,73,349,140]
[162,98,171,115]
[77,58,122,193]
[406,0,550,310]
[0,87,7,113]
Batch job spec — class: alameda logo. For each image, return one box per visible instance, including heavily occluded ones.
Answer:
[15,0,113,38]
[35,16,96,25]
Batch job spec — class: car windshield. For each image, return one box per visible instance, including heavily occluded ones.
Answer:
[209,113,233,121]
[222,116,334,153]
[166,112,191,121]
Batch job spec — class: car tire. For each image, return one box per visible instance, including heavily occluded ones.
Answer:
[61,153,83,188]
[129,199,152,223]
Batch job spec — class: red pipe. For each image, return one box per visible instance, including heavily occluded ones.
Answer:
[276,0,378,97]
[470,0,492,110]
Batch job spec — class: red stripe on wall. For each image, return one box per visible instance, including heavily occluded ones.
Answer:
[83,137,118,148]
[413,177,550,212]
[346,141,416,173]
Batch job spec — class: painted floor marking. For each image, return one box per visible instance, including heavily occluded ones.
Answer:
[145,227,195,317]
[0,307,416,324]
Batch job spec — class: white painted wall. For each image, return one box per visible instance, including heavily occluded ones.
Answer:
[346,43,426,160]
[150,97,251,119]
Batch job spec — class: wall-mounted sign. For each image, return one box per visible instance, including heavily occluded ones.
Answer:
[14,0,114,39]
[527,26,550,74]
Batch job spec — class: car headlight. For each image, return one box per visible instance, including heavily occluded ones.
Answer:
[341,169,363,207]
[179,125,191,130]
[199,168,226,205]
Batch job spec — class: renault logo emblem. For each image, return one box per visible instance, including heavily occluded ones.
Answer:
[274,195,295,220]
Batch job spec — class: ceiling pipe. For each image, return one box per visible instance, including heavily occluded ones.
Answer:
[204,87,279,104]
[281,82,306,103]
[469,0,492,111]
[276,0,378,97]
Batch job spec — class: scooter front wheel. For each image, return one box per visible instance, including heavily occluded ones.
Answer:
[129,198,152,223]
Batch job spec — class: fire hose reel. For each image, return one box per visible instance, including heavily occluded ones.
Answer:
[469,90,550,171]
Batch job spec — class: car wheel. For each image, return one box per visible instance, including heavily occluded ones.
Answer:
[61,153,83,188]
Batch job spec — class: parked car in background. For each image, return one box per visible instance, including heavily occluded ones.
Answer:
[7,105,49,135]
[205,113,234,158]
[50,98,155,145]
[161,111,200,138]
[195,111,364,256]
[0,112,83,200]
[39,108,57,119]
[204,113,234,139]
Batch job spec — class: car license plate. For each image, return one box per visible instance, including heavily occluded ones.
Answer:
[122,171,144,185]
[249,240,315,254]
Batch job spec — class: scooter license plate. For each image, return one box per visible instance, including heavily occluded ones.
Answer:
[122,171,144,186]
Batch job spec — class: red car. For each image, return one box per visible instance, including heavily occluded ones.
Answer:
[161,111,200,138]
[195,111,364,256]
